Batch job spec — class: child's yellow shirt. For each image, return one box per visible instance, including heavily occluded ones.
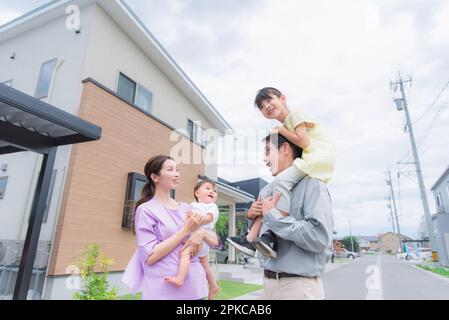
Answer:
[283,109,336,183]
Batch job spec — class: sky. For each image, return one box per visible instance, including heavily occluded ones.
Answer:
[1,0,449,239]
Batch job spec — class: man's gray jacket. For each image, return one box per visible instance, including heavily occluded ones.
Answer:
[256,176,334,277]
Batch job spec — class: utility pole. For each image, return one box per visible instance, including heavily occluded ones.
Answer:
[390,72,438,255]
[386,170,402,253]
[386,191,401,253]
[348,219,355,252]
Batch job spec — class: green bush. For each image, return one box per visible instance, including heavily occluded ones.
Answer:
[73,243,117,300]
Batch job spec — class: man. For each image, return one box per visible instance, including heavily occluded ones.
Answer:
[230,133,334,300]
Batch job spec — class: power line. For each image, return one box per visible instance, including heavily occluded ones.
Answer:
[413,80,449,125]
[389,72,438,255]
[397,97,449,165]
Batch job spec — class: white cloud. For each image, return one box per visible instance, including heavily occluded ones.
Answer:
[126,0,449,238]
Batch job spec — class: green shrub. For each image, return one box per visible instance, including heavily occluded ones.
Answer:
[73,243,117,300]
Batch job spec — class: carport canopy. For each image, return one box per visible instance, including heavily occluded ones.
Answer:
[0,82,101,300]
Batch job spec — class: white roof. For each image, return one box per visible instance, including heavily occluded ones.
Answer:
[0,0,232,133]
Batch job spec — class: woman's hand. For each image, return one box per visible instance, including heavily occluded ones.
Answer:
[183,210,202,233]
[181,229,206,257]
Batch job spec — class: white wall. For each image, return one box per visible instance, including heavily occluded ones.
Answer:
[80,4,218,179]
[82,4,214,133]
[0,4,96,242]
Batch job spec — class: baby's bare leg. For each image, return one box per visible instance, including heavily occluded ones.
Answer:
[199,256,219,300]
[246,216,263,242]
[164,246,191,287]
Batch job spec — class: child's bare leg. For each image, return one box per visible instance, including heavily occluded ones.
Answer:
[164,246,191,287]
[200,256,219,300]
[246,216,263,242]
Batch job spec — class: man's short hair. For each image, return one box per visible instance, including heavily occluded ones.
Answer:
[265,133,303,160]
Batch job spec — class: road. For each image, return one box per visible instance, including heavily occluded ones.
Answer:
[322,254,449,300]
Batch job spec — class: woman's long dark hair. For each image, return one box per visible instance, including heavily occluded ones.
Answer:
[132,155,173,234]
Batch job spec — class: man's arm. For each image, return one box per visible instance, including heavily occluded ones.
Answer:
[263,179,333,253]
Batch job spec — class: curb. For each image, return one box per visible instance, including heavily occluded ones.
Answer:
[410,265,449,286]
[230,261,353,300]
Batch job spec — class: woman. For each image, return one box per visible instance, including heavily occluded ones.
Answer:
[122,155,220,300]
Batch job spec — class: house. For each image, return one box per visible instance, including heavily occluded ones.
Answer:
[358,236,379,251]
[378,232,412,254]
[0,0,253,300]
[227,177,269,232]
[429,166,449,266]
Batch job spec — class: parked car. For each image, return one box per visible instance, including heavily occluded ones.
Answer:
[397,248,433,261]
[334,248,358,259]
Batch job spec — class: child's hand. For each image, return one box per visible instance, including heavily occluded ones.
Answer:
[270,127,280,135]
[261,192,282,216]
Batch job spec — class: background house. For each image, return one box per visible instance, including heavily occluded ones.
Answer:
[0,0,253,300]
[429,165,449,266]
[378,232,412,254]
[358,236,379,251]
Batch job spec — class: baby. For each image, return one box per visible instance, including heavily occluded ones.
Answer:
[164,179,220,300]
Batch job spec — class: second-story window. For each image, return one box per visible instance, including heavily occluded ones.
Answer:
[35,58,57,99]
[135,84,153,113]
[117,73,136,104]
[187,119,207,147]
[436,193,442,213]
[117,73,154,114]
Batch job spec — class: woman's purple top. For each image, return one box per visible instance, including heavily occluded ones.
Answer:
[122,198,208,300]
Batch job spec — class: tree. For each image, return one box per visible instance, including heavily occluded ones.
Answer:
[341,236,360,252]
[215,214,229,247]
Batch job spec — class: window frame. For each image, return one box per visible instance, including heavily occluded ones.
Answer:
[122,172,148,229]
[135,83,153,113]
[116,72,155,114]
[35,58,57,99]
[436,192,443,213]
[122,172,176,229]
[117,72,137,104]
[187,119,207,147]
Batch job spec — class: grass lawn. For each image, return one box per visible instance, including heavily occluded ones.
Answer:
[416,264,449,278]
[118,281,262,300]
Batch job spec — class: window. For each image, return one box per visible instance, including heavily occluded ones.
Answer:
[35,58,57,99]
[3,79,13,87]
[117,73,136,104]
[117,73,154,114]
[0,176,8,199]
[135,84,153,113]
[187,119,207,147]
[122,173,177,228]
[436,193,442,213]
[122,173,148,229]
[188,119,196,142]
